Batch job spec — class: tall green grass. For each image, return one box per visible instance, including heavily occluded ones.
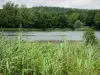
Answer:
[0,36,100,75]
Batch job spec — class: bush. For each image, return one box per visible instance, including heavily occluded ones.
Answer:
[73,20,83,30]
[83,28,98,45]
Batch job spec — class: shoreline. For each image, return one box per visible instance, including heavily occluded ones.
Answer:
[0,28,93,31]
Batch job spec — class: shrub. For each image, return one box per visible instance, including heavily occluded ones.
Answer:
[83,28,98,46]
[73,20,83,30]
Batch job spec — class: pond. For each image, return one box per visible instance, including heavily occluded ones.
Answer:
[1,31,100,41]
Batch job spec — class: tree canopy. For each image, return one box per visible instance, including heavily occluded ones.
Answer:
[0,1,100,30]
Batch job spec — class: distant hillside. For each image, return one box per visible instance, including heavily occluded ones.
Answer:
[0,2,100,30]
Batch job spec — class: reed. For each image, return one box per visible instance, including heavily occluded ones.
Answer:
[0,37,100,75]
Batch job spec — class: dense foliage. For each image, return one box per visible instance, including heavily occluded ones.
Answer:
[0,37,100,75]
[83,28,98,45]
[0,2,100,30]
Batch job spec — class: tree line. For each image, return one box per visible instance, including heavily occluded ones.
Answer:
[0,1,100,30]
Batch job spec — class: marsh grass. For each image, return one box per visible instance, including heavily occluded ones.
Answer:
[0,36,100,75]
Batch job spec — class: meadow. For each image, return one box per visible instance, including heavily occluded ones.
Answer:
[0,36,100,75]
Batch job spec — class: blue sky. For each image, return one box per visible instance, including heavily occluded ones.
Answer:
[0,0,100,9]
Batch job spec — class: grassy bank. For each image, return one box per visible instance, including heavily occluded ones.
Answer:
[0,27,93,31]
[0,28,75,31]
[0,28,42,31]
[0,37,100,75]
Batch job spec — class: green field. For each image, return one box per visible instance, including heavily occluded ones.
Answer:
[0,36,100,75]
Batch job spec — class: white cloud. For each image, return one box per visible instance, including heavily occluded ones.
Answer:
[0,0,100,9]
[41,0,72,8]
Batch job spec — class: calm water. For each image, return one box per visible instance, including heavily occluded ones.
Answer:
[1,31,100,41]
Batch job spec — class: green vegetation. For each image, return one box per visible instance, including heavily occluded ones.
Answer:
[74,20,83,30]
[0,1,100,75]
[0,28,42,31]
[83,28,98,45]
[0,28,73,31]
[0,1,100,30]
[0,36,100,75]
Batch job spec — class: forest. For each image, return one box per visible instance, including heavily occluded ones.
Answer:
[0,1,100,30]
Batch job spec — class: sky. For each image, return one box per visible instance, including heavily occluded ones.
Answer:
[0,0,100,9]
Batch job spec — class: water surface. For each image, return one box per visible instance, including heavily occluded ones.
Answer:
[1,31,100,41]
